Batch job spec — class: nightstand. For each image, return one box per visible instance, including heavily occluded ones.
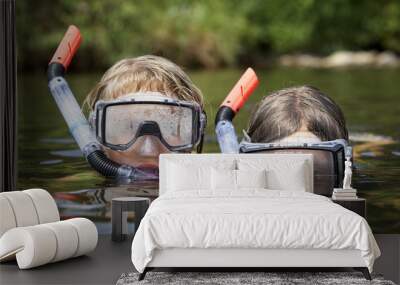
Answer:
[111,197,150,242]
[331,198,366,218]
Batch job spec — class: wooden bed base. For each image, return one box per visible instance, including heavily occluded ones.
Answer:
[137,248,372,281]
[138,267,371,281]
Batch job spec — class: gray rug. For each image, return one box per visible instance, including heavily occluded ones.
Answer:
[117,271,395,285]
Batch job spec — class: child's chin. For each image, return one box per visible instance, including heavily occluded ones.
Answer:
[135,163,159,171]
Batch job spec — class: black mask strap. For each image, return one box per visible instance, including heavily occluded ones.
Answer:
[196,133,204,153]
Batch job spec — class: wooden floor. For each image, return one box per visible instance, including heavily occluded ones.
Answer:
[0,235,133,285]
[0,234,398,285]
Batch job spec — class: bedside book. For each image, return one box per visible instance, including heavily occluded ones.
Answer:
[332,188,358,200]
[333,188,357,193]
[332,195,358,200]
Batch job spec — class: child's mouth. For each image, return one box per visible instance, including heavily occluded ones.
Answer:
[136,163,159,171]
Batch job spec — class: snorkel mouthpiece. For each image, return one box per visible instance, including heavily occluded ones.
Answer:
[47,25,157,181]
[215,68,259,153]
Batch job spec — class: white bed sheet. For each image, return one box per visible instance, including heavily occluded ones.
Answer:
[131,190,380,273]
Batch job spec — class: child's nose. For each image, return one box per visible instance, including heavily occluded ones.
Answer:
[132,135,169,157]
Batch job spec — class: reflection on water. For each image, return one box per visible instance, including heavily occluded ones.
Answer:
[17,68,400,233]
[54,181,158,234]
[55,181,158,218]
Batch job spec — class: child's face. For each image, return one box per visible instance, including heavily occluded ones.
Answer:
[100,93,194,170]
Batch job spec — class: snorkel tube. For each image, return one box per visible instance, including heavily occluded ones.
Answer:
[215,68,259,153]
[47,25,157,180]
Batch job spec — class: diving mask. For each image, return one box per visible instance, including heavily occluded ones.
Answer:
[239,132,352,196]
[90,92,207,153]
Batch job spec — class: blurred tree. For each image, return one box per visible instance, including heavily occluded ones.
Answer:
[16,0,400,70]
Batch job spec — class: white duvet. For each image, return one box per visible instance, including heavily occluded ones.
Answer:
[131,190,380,273]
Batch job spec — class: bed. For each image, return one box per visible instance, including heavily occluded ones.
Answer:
[131,154,380,280]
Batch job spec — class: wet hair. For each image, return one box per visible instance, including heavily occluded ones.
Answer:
[247,86,348,142]
[83,55,204,112]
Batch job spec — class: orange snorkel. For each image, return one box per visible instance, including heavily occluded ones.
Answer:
[48,25,82,81]
[49,25,82,70]
[47,25,158,180]
[220,68,259,113]
[215,68,259,153]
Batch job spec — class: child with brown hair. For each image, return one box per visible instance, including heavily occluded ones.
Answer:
[246,85,348,143]
[242,85,349,195]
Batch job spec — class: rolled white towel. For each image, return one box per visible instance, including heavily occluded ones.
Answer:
[0,196,17,237]
[65,218,98,257]
[23,188,60,224]
[42,221,79,262]
[0,189,60,238]
[0,191,39,227]
[0,218,98,269]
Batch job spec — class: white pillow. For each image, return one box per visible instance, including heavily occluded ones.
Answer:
[236,169,267,189]
[266,161,307,191]
[167,162,211,191]
[211,169,268,191]
[211,168,237,190]
[237,158,311,192]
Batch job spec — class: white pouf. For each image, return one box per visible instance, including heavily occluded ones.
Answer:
[0,225,57,268]
[0,189,98,269]
[0,218,98,269]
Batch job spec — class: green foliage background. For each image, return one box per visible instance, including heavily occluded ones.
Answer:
[17,0,400,70]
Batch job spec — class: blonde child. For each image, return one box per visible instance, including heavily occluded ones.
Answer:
[84,55,205,170]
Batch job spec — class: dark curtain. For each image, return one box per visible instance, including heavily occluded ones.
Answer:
[0,0,17,192]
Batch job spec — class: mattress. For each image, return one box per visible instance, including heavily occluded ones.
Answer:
[131,190,380,273]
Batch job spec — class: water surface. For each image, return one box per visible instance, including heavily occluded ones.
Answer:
[17,68,400,233]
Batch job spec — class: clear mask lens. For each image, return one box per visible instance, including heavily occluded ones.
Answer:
[104,104,194,149]
[239,144,346,196]
[259,148,337,193]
